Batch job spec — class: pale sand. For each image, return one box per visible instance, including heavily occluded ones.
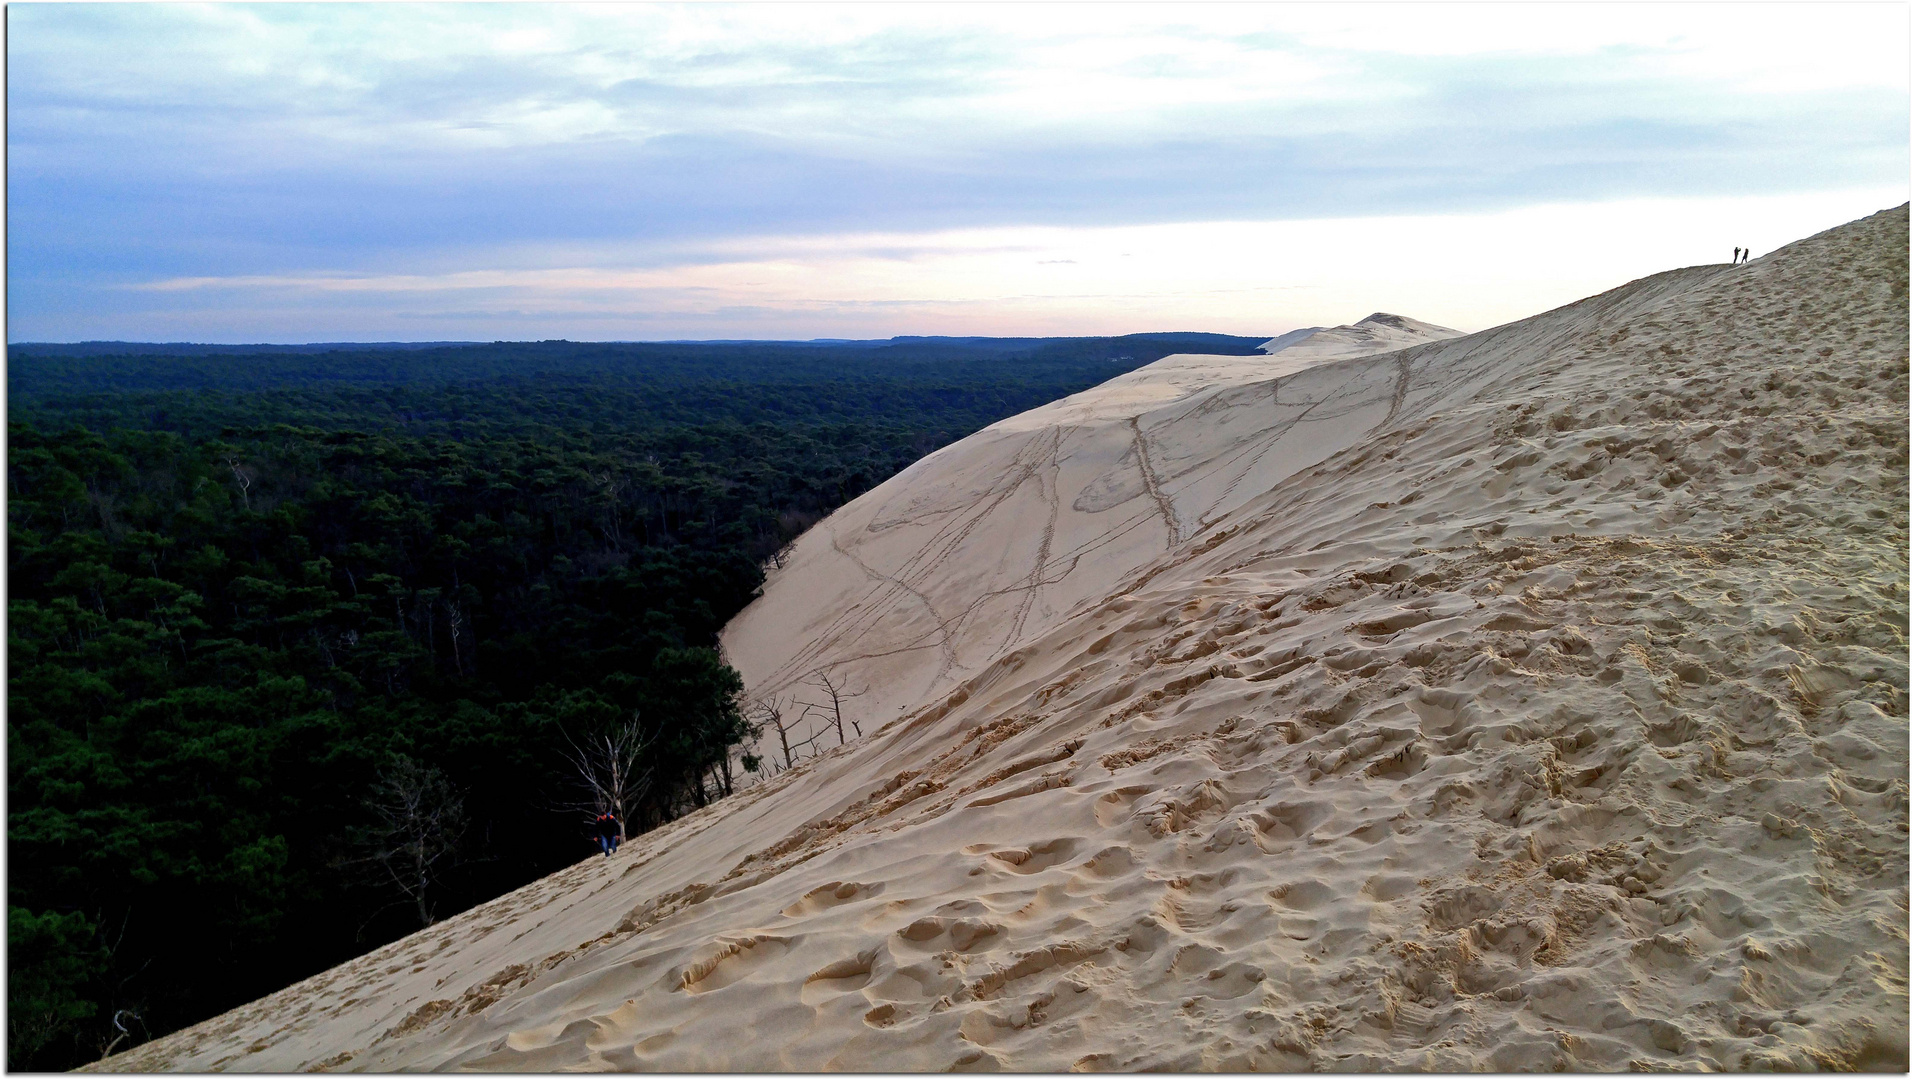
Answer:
[97,206,1907,1072]
[721,312,1461,751]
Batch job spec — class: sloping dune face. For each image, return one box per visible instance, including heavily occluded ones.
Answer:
[105,207,1906,1072]
[722,312,1462,733]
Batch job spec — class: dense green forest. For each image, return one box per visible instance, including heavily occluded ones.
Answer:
[7,333,1268,1069]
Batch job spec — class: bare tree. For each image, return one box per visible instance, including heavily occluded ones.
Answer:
[740,695,837,777]
[594,469,629,550]
[767,540,795,570]
[225,457,253,511]
[361,755,465,928]
[749,696,799,770]
[798,668,868,746]
[558,712,653,836]
[445,600,467,677]
[96,1010,142,1063]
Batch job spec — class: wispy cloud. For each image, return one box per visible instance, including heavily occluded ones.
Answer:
[48,190,1903,341]
[7,3,1907,341]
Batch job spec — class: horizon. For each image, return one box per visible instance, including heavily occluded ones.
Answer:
[10,329,1283,348]
[8,4,1908,343]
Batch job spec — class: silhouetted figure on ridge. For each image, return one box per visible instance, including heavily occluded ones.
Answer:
[1733,246,1741,264]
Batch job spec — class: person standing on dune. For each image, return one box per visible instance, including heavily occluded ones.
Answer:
[595,811,622,857]
[1734,246,1742,264]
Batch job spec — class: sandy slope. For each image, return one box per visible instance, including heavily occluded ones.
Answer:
[98,207,1907,1072]
[721,312,1461,747]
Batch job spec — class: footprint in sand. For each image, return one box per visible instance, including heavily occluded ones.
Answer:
[787,956,875,1010]
[1066,844,1141,891]
[782,880,884,918]
[1268,879,1336,910]
[1249,801,1333,851]
[675,935,793,994]
[897,914,1001,952]
[1425,885,1503,931]
[979,837,1079,875]
[1092,785,1154,827]
[863,958,961,1012]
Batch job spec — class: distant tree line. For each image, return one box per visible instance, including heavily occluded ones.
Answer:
[5,333,1269,1069]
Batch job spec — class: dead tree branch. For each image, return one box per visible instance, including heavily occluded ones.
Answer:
[359,754,465,928]
[557,712,653,834]
[749,695,802,770]
[796,667,869,746]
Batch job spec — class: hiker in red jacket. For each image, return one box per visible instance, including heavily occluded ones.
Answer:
[595,812,622,857]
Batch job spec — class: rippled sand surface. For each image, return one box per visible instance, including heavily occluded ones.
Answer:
[101,205,1907,1073]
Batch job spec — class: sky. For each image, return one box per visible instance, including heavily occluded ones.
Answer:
[7,2,1908,343]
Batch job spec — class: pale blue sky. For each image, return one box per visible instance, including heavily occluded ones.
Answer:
[8,3,1907,341]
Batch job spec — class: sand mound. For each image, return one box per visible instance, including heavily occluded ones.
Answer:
[721,311,1461,746]
[100,207,1907,1072]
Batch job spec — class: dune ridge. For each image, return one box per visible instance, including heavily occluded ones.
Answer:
[721,311,1462,741]
[99,205,1907,1072]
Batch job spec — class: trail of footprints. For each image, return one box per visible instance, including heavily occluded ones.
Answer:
[425,208,1903,1072]
[320,483,1906,1069]
[105,208,1906,1073]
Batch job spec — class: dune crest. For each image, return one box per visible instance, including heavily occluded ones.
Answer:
[721,311,1462,737]
[101,206,1907,1072]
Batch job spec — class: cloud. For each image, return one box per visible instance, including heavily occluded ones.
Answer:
[6,3,1907,340]
[16,188,1898,343]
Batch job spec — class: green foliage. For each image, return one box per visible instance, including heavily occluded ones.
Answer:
[8,907,109,1069]
[7,335,1227,1069]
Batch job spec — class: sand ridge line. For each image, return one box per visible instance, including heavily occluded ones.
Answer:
[102,206,1908,1073]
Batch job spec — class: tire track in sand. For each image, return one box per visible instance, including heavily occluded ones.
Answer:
[750,427,1063,694]
[1128,417,1182,547]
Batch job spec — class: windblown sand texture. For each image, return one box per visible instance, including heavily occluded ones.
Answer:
[723,311,1462,739]
[100,206,1908,1072]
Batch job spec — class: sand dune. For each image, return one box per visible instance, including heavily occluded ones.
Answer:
[721,311,1462,743]
[99,206,1907,1072]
